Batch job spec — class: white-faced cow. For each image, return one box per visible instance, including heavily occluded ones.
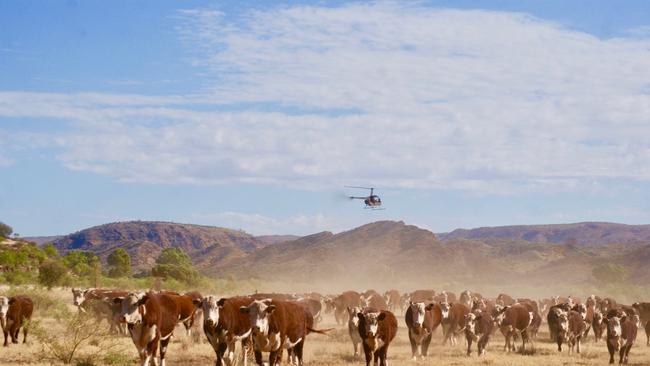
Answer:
[357,310,397,366]
[547,303,571,342]
[592,309,606,342]
[464,310,493,356]
[240,299,329,366]
[441,302,469,346]
[194,296,252,366]
[605,313,639,364]
[567,310,586,354]
[72,288,129,334]
[0,296,33,347]
[327,291,364,325]
[405,302,440,360]
[114,292,183,366]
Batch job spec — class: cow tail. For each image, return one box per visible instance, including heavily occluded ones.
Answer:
[307,327,334,335]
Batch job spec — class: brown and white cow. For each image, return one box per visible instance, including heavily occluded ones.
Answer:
[631,302,650,346]
[567,310,587,354]
[194,296,252,366]
[405,302,439,360]
[496,293,516,307]
[361,291,388,311]
[357,309,397,366]
[72,288,128,334]
[605,313,639,364]
[497,303,534,352]
[114,292,184,366]
[440,302,469,346]
[327,291,364,325]
[240,299,329,366]
[464,310,493,356]
[459,290,473,308]
[547,303,572,342]
[592,309,606,342]
[383,290,401,314]
[0,296,33,347]
[347,306,363,360]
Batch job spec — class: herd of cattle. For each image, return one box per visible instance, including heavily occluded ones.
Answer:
[0,288,649,366]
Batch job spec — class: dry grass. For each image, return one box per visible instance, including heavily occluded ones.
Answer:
[0,287,649,365]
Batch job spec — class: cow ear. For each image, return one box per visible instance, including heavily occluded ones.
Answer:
[217,298,227,308]
[357,312,364,320]
[137,295,149,306]
[192,299,202,307]
[266,305,276,314]
[8,298,15,305]
[263,298,273,305]
[378,312,386,321]
[425,303,434,311]
[113,297,124,305]
[240,306,250,314]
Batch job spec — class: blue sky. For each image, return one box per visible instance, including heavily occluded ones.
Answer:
[1,1,650,236]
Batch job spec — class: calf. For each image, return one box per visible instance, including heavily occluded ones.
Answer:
[567,310,587,354]
[604,313,639,364]
[357,310,397,366]
[240,299,329,366]
[347,306,363,359]
[464,310,493,356]
[114,292,182,366]
[195,296,252,366]
[0,296,33,347]
[405,302,437,360]
[441,302,469,346]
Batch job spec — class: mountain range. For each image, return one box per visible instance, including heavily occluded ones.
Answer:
[29,220,650,295]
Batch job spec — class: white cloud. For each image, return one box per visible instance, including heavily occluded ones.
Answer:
[2,3,650,193]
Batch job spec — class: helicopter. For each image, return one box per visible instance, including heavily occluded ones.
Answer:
[346,186,384,210]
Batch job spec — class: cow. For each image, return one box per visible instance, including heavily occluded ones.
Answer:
[471,298,494,314]
[114,292,182,366]
[605,313,639,364]
[631,302,650,341]
[194,296,252,366]
[441,302,469,346]
[547,303,571,341]
[567,310,587,354]
[405,302,438,360]
[496,293,516,306]
[600,297,618,314]
[361,292,388,311]
[464,310,493,356]
[517,300,541,339]
[593,309,606,342]
[409,290,436,303]
[165,292,201,339]
[0,296,33,347]
[72,288,128,334]
[240,299,330,366]
[497,303,534,352]
[326,291,364,325]
[296,298,323,325]
[347,306,363,360]
[357,309,397,366]
[383,290,401,314]
[459,290,473,308]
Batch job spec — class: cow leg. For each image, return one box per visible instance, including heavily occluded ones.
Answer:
[422,333,432,357]
[215,341,227,366]
[373,350,379,366]
[241,339,250,366]
[379,346,388,366]
[408,333,417,360]
[269,350,279,366]
[159,334,173,366]
[608,343,615,364]
[254,350,263,366]
[3,329,8,347]
[466,334,472,356]
[294,340,304,366]
[362,343,372,366]
[22,323,28,344]
[577,337,581,354]
[353,340,360,359]
[11,324,19,344]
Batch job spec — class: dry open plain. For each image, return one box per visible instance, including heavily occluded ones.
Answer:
[1,287,649,366]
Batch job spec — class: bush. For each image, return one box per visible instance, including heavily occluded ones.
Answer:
[39,259,69,290]
[151,248,198,284]
[31,307,124,364]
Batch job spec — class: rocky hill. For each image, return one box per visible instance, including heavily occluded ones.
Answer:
[437,222,650,245]
[52,221,265,269]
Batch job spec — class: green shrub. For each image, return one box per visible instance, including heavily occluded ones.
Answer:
[38,259,69,290]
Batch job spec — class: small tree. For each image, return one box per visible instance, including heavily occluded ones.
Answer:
[151,248,198,284]
[43,243,58,258]
[39,259,68,290]
[63,250,100,277]
[0,221,12,239]
[107,248,131,278]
